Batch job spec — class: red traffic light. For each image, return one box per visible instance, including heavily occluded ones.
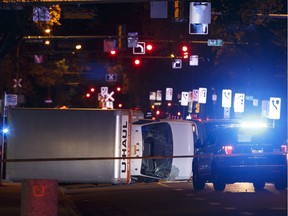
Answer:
[146,43,154,51]
[134,59,141,66]
[90,87,95,92]
[86,93,91,98]
[116,86,122,92]
[181,45,189,59]
[181,45,188,52]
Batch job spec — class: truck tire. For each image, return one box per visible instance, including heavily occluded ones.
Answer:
[213,174,225,191]
[192,160,205,191]
[253,180,265,191]
[192,172,205,191]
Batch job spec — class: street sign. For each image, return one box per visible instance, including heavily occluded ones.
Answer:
[181,91,189,106]
[268,97,281,119]
[149,92,156,100]
[189,2,211,24]
[189,55,198,66]
[172,59,182,69]
[105,74,117,82]
[192,89,199,102]
[165,88,173,101]
[133,42,145,54]
[198,88,207,104]
[4,94,17,107]
[208,39,223,46]
[156,90,162,101]
[127,32,138,48]
[189,2,211,35]
[234,93,245,113]
[222,89,232,107]
[101,86,108,97]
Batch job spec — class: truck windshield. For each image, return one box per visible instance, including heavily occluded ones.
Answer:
[141,122,173,179]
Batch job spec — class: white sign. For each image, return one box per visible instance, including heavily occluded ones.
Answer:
[156,90,162,101]
[268,97,281,120]
[4,94,17,107]
[149,92,156,100]
[222,89,232,107]
[181,91,189,106]
[189,2,211,24]
[234,93,245,113]
[189,55,198,66]
[198,88,207,104]
[172,59,182,69]
[101,86,109,97]
[165,88,173,101]
[192,89,199,102]
[133,42,145,54]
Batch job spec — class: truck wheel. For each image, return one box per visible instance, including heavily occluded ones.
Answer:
[274,177,287,190]
[192,172,205,191]
[253,180,265,191]
[213,175,225,191]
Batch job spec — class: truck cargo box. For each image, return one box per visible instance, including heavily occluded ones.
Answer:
[5,108,131,184]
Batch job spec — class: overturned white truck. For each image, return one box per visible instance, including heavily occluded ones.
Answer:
[4,108,196,184]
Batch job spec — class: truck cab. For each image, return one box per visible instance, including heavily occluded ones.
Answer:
[130,119,197,182]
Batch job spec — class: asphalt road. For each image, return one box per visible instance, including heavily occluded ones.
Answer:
[61,181,287,216]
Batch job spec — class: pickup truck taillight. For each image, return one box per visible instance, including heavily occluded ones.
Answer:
[223,145,233,155]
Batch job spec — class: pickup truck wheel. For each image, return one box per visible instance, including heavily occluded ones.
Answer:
[274,177,287,190]
[192,173,205,191]
[213,175,225,191]
[253,180,265,191]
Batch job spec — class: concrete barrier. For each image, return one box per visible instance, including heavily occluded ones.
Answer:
[21,179,58,216]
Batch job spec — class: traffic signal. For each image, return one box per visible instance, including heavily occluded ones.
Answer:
[146,43,154,52]
[86,93,91,98]
[90,87,95,93]
[181,45,189,59]
[134,58,141,66]
[116,86,122,92]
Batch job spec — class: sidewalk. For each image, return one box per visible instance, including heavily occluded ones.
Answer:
[0,181,79,216]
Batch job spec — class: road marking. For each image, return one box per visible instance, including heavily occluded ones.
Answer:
[173,188,183,191]
[208,202,221,205]
[224,207,237,210]
[240,211,255,215]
